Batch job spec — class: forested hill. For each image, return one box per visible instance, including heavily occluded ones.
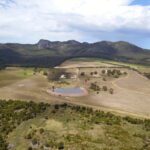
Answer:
[0,39,150,68]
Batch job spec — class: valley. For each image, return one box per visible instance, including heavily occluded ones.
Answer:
[0,58,150,150]
[0,58,149,118]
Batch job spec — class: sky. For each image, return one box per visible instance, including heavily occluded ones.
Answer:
[0,0,150,49]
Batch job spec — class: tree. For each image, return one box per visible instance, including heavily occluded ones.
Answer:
[94,71,98,75]
[80,72,85,76]
[107,70,112,76]
[102,86,108,91]
[102,70,106,74]
[116,70,121,76]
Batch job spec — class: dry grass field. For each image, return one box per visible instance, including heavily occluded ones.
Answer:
[59,58,150,118]
[0,58,150,118]
[74,69,150,117]
[58,58,117,68]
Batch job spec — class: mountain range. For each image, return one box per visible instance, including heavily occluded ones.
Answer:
[0,39,150,68]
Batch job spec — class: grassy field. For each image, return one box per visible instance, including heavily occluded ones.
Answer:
[0,67,34,87]
[66,57,150,73]
[7,102,150,150]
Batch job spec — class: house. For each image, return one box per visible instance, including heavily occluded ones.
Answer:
[60,74,66,79]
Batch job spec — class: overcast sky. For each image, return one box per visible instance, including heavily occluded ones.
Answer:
[0,0,150,49]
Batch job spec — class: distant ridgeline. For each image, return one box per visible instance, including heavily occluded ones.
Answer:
[0,40,150,68]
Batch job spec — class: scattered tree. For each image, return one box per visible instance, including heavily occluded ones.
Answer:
[102,70,106,74]
[102,86,108,91]
[80,72,85,76]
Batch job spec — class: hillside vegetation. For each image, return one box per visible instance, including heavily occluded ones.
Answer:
[0,40,150,68]
[1,100,150,150]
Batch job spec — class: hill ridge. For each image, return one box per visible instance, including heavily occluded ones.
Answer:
[0,39,150,68]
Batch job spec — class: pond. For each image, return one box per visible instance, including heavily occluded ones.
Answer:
[53,87,88,97]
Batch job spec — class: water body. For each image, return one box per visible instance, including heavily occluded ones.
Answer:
[54,87,86,96]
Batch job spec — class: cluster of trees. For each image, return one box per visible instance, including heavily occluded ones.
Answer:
[51,104,121,125]
[66,104,150,130]
[90,83,101,92]
[101,69,127,78]
[80,69,128,79]
[46,68,66,81]
[90,83,114,94]
[43,103,121,126]
[90,71,98,76]
[80,71,98,77]
[123,116,150,131]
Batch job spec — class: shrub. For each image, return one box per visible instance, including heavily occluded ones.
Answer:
[45,142,50,147]
[144,119,150,131]
[25,133,32,139]
[103,78,106,81]
[39,128,44,134]
[54,104,59,110]
[58,142,64,149]
[28,147,33,150]
[32,138,38,145]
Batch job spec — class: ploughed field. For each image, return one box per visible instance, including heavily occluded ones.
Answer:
[0,58,150,118]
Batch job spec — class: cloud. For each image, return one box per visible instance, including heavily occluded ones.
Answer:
[0,0,149,48]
